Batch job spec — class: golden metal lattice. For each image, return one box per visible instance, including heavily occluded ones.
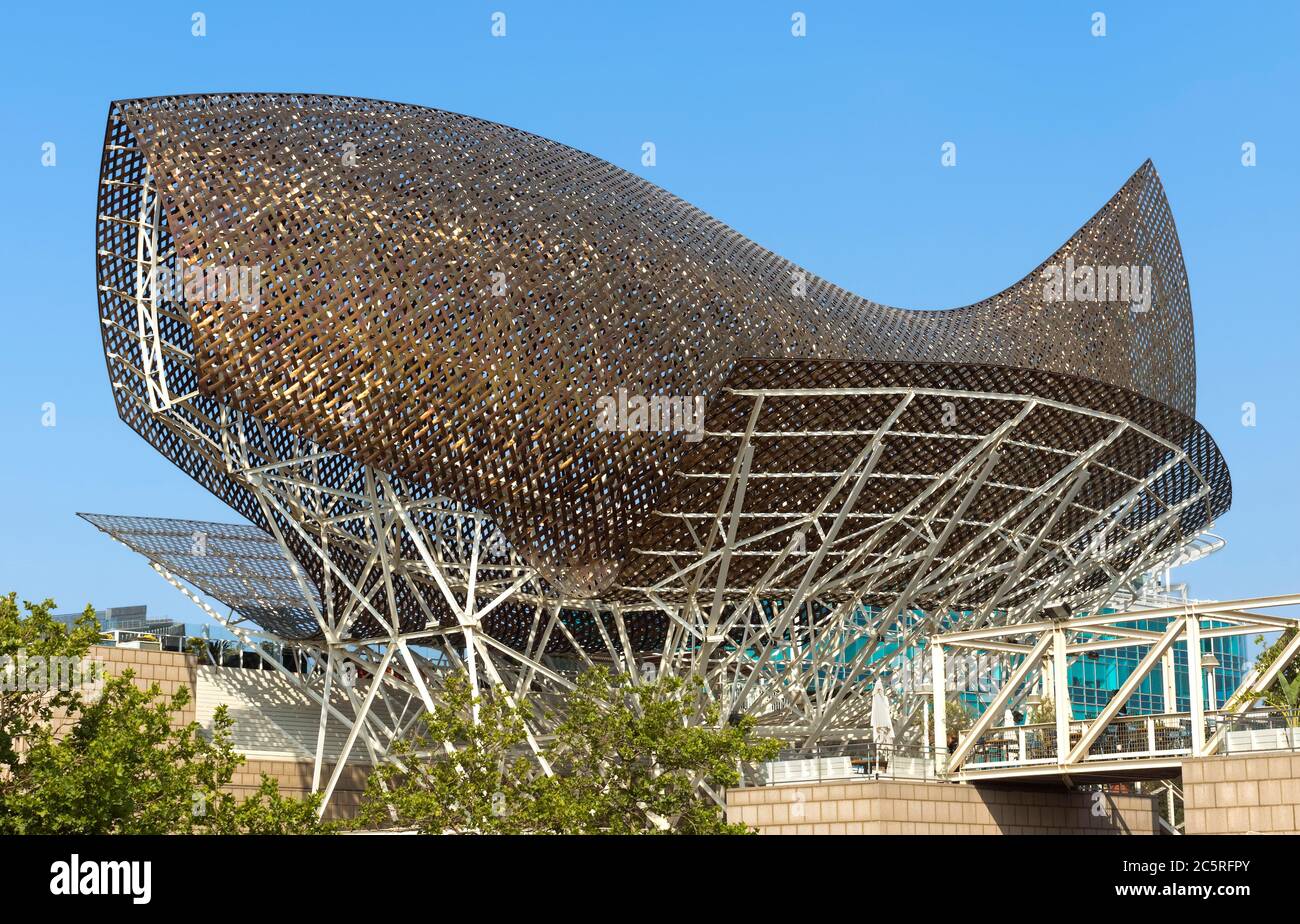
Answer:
[95,93,1228,640]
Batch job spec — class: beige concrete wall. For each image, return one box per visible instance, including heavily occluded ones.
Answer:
[1183,752,1300,834]
[45,645,198,738]
[234,758,369,822]
[727,778,1158,835]
[94,646,198,726]
[96,647,367,820]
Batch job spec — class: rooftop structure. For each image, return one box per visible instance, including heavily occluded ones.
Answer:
[53,603,187,641]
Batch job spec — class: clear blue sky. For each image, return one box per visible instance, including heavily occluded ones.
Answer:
[0,1,1296,633]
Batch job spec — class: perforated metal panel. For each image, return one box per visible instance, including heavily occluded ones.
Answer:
[79,513,322,638]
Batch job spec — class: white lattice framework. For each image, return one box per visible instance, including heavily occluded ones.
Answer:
[934,595,1300,782]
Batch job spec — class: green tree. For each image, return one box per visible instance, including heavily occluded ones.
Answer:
[354,670,539,834]
[0,594,102,775]
[944,696,974,750]
[0,593,327,834]
[356,669,781,834]
[537,669,782,834]
[201,772,331,834]
[1026,698,1056,727]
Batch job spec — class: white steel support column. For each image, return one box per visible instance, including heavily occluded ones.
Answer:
[1065,617,1186,764]
[947,631,1055,772]
[1052,627,1071,764]
[1187,613,1206,756]
[465,627,480,724]
[311,651,334,794]
[931,642,946,775]
[320,643,397,813]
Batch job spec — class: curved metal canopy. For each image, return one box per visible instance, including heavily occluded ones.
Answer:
[94,93,1228,624]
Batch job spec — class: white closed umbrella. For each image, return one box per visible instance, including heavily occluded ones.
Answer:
[870,684,894,747]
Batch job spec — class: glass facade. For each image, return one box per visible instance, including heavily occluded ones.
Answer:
[1067,616,1247,719]
[884,604,1249,724]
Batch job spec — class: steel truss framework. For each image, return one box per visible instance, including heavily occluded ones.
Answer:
[81,371,1229,812]
[90,94,1239,815]
[935,594,1300,783]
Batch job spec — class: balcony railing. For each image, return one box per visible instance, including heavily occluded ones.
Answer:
[96,630,315,671]
[961,707,1300,770]
[739,741,940,787]
[1219,707,1300,755]
[963,713,1198,768]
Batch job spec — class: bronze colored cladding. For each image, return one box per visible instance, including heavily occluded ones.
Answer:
[96,93,1227,632]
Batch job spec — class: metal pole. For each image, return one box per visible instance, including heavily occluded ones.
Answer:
[931,643,946,775]
[1187,614,1205,756]
[1053,628,1071,764]
[923,698,931,764]
[465,627,480,724]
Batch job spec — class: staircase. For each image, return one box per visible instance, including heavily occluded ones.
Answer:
[195,665,367,764]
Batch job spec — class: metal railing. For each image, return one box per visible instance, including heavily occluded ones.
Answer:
[956,706,1300,764]
[962,707,1300,769]
[739,741,941,786]
[963,713,1199,768]
[97,629,191,652]
[96,631,316,672]
[1218,707,1300,755]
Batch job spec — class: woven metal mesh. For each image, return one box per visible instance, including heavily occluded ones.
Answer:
[95,93,1227,628]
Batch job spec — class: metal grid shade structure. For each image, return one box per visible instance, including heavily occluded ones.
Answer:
[92,93,1232,798]
[78,512,321,639]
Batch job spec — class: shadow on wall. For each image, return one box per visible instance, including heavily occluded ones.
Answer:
[973,786,1154,834]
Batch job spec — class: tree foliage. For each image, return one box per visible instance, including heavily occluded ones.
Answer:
[943,696,975,750]
[356,668,781,834]
[1026,698,1056,727]
[1253,629,1300,723]
[200,770,331,835]
[945,696,975,732]
[0,593,101,771]
[0,593,327,834]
